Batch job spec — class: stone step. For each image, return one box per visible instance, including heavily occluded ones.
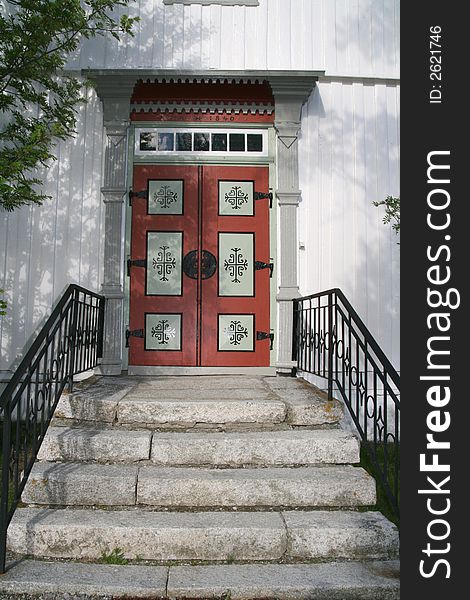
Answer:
[151,429,359,466]
[23,463,376,508]
[0,560,168,600]
[23,463,139,506]
[8,508,398,562]
[283,510,398,560]
[56,394,287,427]
[37,427,358,466]
[37,427,152,463]
[0,560,400,600]
[116,396,287,428]
[55,378,342,428]
[136,375,269,391]
[8,508,285,562]
[138,465,375,507]
[167,561,400,600]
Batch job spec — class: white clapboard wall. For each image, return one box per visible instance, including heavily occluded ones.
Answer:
[68,0,399,78]
[0,0,400,374]
[298,80,400,370]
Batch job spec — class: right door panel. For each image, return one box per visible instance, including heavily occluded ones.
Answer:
[200,166,271,366]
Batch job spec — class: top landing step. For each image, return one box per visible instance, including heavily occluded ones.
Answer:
[55,375,343,429]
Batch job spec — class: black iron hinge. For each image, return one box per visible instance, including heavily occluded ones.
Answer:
[125,328,144,347]
[256,330,274,350]
[255,260,274,278]
[127,258,147,277]
[254,191,273,209]
[128,188,148,206]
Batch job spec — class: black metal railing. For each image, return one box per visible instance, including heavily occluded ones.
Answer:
[293,288,400,520]
[0,285,105,573]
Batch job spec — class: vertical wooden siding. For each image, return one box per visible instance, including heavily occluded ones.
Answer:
[298,80,400,368]
[0,0,400,373]
[0,89,105,371]
[67,0,399,77]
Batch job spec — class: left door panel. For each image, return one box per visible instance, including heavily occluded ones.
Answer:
[129,165,199,366]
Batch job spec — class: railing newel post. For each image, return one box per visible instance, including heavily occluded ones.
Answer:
[327,291,334,402]
[67,288,79,393]
[291,299,298,368]
[0,401,12,574]
[97,296,105,360]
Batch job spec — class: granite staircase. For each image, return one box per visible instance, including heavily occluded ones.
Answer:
[1,375,399,599]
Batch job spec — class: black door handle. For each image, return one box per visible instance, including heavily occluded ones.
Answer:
[183,250,217,280]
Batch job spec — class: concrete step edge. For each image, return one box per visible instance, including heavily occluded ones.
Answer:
[37,427,360,466]
[0,559,400,600]
[23,463,376,508]
[7,507,399,562]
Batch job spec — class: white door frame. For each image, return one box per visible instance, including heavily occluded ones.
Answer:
[88,69,323,375]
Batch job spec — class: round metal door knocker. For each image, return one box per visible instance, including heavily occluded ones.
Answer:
[201,250,217,279]
[182,250,198,279]
[183,250,217,280]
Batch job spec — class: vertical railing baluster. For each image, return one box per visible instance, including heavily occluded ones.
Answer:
[98,296,105,359]
[327,291,333,401]
[341,313,345,395]
[363,351,368,442]
[348,312,352,412]
[355,336,360,422]
[394,389,400,508]
[38,348,47,440]
[383,371,389,499]
[291,300,298,368]
[304,302,308,371]
[78,294,84,374]
[68,289,79,392]
[0,401,12,574]
[86,294,92,371]
[334,299,338,393]
[47,329,55,419]
[92,301,98,367]
[373,370,378,453]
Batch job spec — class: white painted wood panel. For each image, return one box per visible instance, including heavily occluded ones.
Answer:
[298,80,400,369]
[68,0,399,77]
[0,89,105,373]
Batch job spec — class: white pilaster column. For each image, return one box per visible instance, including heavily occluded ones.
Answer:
[274,121,302,372]
[99,97,132,375]
[269,78,317,373]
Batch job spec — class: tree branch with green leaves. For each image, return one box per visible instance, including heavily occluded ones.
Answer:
[373,196,400,235]
[0,289,7,316]
[0,0,139,212]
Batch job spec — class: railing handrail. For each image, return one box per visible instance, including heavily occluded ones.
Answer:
[0,284,103,410]
[293,287,400,521]
[0,284,105,573]
[294,288,400,393]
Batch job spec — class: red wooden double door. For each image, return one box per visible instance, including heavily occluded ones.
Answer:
[128,165,271,367]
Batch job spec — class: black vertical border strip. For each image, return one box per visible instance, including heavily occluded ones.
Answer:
[401,3,466,597]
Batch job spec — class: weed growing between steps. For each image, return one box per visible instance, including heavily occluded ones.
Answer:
[360,442,400,527]
[99,548,129,565]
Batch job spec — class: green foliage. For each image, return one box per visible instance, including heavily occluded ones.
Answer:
[0,0,139,211]
[373,196,400,234]
[0,288,6,315]
[100,547,129,565]
[360,442,400,527]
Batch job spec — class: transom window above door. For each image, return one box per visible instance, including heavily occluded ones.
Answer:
[135,128,268,157]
